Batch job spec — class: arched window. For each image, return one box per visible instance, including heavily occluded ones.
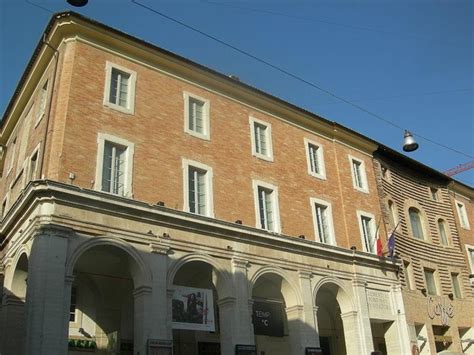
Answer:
[438,219,449,245]
[409,208,424,240]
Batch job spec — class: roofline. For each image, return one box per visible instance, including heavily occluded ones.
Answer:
[1,11,472,190]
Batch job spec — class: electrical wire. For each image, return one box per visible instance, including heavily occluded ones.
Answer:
[131,0,473,159]
[25,0,53,13]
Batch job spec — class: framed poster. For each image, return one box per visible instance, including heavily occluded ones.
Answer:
[172,285,215,331]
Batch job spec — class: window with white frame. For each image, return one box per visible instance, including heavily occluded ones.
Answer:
[424,268,437,295]
[451,273,462,298]
[465,245,474,274]
[184,92,210,140]
[250,117,273,161]
[455,200,470,230]
[310,198,335,245]
[437,219,449,246]
[95,133,134,197]
[349,156,368,192]
[252,180,280,232]
[35,80,48,125]
[357,211,376,253]
[28,150,39,182]
[409,207,425,240]
[104,62,136,114]
[182,159,214,217]
[304,138,326,179]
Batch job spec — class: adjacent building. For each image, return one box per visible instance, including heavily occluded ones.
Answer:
[0,11,471,355]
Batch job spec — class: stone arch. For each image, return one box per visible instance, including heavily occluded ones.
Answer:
[66,236,152,289]
[4,245,30,290]
[313,276,355,314]
[249,265,303,308]
[168,252,234,299]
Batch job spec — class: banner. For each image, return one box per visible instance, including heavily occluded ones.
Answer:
[172,286,215,331]
[252,301,284,337]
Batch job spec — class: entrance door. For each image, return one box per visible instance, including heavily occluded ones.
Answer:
[198,342,221,355]
[319,336,331,355]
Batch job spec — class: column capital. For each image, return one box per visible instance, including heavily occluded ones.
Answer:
[340,310,358,320]
[64,275,75,284]
[34,224,75,239]
[232,258,250,269]
[133,285,152,298]
[298,270,313,279]
[149,242,171,255]
[352,278,367,288]
[217,296,237,309]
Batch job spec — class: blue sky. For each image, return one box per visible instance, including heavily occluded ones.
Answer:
[1,0,473,185]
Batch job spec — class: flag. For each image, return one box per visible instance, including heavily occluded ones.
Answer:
[387,233,395,260]
[376,235,383,257]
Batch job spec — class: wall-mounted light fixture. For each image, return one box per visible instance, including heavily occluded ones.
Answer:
[235,220,242,224]
[67,0,88,7]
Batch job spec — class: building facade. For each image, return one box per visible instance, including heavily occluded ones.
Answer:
[0,11,470,355]
[374,149,474,354]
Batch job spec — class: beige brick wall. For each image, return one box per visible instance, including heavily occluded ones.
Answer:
[7,39,381,249]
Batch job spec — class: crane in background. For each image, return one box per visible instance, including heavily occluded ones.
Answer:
[444,160,474,177]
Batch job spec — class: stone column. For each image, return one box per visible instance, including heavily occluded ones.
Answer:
[24,225,71,355]
[297,271,320,350]
[340,310,363,354]
[351,278,374,354]
[149,242,172,341]
[133,285,153,355]
[286,304,306,354]
[386,284,411,354]
[217,296,238,355]
[231,258,255,346]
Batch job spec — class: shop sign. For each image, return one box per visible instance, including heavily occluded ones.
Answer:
[433,335,452,343]
[305,347,323,355]
[235,344,257,355]
[427,296,454,326]
[171,286,215,331]
[148,339,173,355]
[252,301,284,337]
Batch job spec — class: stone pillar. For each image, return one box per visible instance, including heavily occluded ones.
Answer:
[2,294,26,355]
[134,285,153,355]
[231,258,255,346]
[386,284,411,354]
[149,243,172,341]
[351,278,374,354]
[297,271,320,350]
[217,296,238,355]
[340,310,363,354]
[286,304,306,354]
[24,226,71,355]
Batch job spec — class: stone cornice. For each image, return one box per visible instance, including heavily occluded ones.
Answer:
[0,180,399,274]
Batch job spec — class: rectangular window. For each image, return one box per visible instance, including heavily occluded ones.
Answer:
[6,137,17,176]
[438,219,449,245]
[430,187,439,201]
[253,180,280,233]
[183,159,214,217]
[104,62,136,114]
[451,273,461,298]
[403,261,413,290]
[468,247,474,273]
[35,81,48,124]
[357,211,376,253]
[304,138,326,179]
[424,269,437,296]
[28,150,39,182]
[455,201,470,229]
[184,92,210,140]
[250,117,273,161]
[349,155,368,192]
[95,133,134,197]
[311,198,335,245]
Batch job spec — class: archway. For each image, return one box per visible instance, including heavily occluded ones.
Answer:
[170,256,231,355]
[1,252,29,355]
[315,282,347,355]
[66,239,150,355]
[251,269,301,355]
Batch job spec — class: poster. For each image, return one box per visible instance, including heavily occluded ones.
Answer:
[172,285,215,331]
